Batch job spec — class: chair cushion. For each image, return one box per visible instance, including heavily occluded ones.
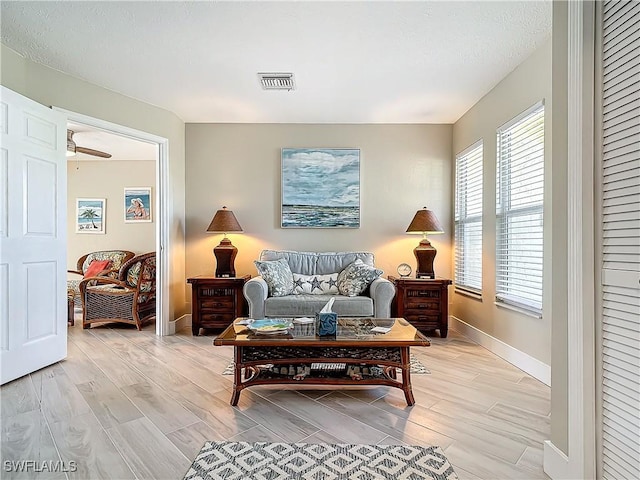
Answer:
[83,259,112,278]
[254,258,294,297]
[82,251,129,274]
[292,273,339,295]
[88,284,132,294]
[337,259,383,297]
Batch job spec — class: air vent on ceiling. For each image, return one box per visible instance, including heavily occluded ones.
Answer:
[258,73,295,91]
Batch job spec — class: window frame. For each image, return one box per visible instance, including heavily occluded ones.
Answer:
[495,101,545,316]
[454,140,484,295]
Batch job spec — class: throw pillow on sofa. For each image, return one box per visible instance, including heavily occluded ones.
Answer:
[254,258,294,297]
[292,273,339,295]
[337,259,383,297]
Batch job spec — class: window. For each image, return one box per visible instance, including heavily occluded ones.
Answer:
[454,141,483,293]
[496,103,545,315]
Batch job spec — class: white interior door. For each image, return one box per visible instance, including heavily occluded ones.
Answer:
[599,1,640,478]
[0,86,67,385]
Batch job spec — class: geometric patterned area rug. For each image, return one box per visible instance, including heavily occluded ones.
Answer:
[221,354,430,376]
[183,441,458,480]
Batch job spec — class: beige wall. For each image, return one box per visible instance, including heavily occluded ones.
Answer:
[1,44,188,320]
[451,38,553,365]
[185,124,453,289]
[67,160,156,270]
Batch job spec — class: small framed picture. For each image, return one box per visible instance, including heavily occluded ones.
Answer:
[76,198,106,234]
[124,187,152,223]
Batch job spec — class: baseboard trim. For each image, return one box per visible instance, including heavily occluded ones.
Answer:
[449,316,551,386]
[168,314,191,335]
[544,440,570,480]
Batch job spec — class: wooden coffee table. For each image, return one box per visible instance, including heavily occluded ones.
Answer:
[213,317,430,406]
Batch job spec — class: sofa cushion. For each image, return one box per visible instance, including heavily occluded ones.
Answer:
[259,250,375,275]
[337,259,383,297]
[292,273,339,295]
[315,252,375,275]
[254,258,294,297]
[265,294,374,317]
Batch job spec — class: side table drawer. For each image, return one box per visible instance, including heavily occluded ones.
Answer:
[404,314,440,330]
[200,312,235,327]
[406,289,441,299]
[198,286,237,297]
[405,307,439,317]
[200,297,234,311]
[404,299,441,311]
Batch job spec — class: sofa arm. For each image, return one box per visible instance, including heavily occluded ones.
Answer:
[243,276,268,319]
[369,277,396,318]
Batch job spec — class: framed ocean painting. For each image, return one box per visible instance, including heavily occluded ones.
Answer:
[124,187,152,223]
[76,198,106,234]
[281,148,360,228]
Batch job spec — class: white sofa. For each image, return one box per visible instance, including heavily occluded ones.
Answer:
[243,250,396,319]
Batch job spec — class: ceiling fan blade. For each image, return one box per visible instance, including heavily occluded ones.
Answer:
[76,146,112,158]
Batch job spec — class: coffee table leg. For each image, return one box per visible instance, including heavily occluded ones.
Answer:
[400,347,415,406]
[230,346,242,406]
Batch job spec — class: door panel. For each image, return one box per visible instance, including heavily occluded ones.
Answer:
[25,262,58,341]
[25,156,58,235]
[0,86,67,385]
[599,2,640,478]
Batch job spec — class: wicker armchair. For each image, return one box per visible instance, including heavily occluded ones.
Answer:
[67,250,135,307]
[79,252,156,330]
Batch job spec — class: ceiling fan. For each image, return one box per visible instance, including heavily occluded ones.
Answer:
[66,129,112,158]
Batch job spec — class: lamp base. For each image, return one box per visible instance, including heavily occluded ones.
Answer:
[213,238,237,278]
[414,238,436,279]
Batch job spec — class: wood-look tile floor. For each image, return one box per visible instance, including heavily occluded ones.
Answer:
[1,317,551,480]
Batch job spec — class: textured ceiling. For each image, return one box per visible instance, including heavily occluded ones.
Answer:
[1,1,552,124]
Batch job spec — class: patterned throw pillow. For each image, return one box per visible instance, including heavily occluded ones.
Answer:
[292,273,339,295]
[254,258,294,297]
[337,259,383,297]
[126,262,142,288]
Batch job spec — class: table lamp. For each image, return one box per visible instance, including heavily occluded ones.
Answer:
[206,206,243,277]
[406,207,444,279]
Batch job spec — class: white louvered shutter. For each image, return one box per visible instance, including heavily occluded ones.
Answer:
[455,142,483,293]
[496,104,545,315]
[600,1,640,479]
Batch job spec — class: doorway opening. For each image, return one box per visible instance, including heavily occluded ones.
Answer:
[56,108,170,336]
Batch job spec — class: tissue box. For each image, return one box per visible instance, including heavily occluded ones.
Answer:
[315,312,337,336]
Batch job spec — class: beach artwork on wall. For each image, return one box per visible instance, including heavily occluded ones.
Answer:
[76,198,106,234]
[124,187,152,223]
[281,148,360,228]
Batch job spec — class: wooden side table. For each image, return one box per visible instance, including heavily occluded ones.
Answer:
[388,276,452,337]
[187,275,250,336]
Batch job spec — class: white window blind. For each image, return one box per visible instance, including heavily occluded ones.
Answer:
[600,1,640,479]
[455,142,483,293]
[496,103,545,315]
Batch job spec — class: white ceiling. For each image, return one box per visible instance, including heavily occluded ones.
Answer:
[1,1,552,124]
